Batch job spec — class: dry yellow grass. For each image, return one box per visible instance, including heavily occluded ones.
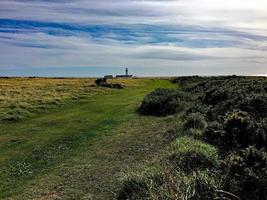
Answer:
[0,78,98,121]
[0,77,147,121]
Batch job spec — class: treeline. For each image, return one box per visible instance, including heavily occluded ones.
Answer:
[118,76,267,200]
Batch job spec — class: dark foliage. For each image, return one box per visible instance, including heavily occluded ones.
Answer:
[192,177,217,200]
[223,147,267,200]
[95,78,107,85]
[168,151,217,172]
[204,111,267,150]
[240,94,267,118]
[95,78,124,89]
[136,76,267,199]
[203,88,229,105]
[183,113,207,131]
[117,179,148,200]
[199,78,267,119]
[138,88,190,115]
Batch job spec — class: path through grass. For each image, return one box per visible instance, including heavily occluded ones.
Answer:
[0,78,174,199]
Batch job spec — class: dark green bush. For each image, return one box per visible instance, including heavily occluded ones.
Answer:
[95,78,107,85]
[240,94,267,118]
[186,103,209,116]
[192,175,218,200]
[223,111,257,149]
[171,76,204,85]
[203,121,225,147]
[204,111,266,150]
[168,151,217,172]
[203,88,229,105]
[223,147,267,200]
[95,78,124,89]
[138,88,189,115]
[183,113,207,131]
[135,76,267,199]
[117,179,148,200]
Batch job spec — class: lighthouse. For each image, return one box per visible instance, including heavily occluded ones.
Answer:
[115,67,133,78]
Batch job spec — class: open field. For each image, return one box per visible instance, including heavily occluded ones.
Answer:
[0,77,146,122]
[0,77,175,199]
[0,78,96,121]
[0,76,266,199]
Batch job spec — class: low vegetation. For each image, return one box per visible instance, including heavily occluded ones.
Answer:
[0,78,98,122]
[138,89,190,115]
[95,77,124,89]
[0,77,143,122]
[1,76,266,199]
[0,78,174,199]
[119,76,267,200]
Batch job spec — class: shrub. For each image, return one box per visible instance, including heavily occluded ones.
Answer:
[172,76,205,86]
[192,171,218,200]
[95,78,107,85]
[203,88,229,105]
[168,151,217,172]
[203,121,225,147]
[95,78,124,89]
[135,76,267,199]
[240,94,267,118]
[224,111,256,149]
[223,147,267,200]
[118,167,219,200]
[204,111,266,150]
[138,89,189,116]
[183,113,207,131]
[185,103,209,116]
[117,179,148,200]
[169,137,219,165]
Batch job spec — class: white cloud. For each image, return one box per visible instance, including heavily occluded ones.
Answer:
[0,0,266,75]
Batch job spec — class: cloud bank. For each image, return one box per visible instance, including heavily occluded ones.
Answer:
[0,0,266,76]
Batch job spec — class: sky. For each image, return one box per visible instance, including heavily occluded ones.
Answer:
[0,0,267,77]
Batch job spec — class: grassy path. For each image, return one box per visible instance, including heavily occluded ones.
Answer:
[0,79,174,199]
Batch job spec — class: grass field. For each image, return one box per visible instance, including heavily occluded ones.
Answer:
[3,77,264,199]
[0,78,143,122]
[0,77,175,199]
[0,78,95,121]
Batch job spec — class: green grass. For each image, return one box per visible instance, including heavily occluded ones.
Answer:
[169,136,217,157]
[169,136,219,164]
[0,78,99,121]
[0,78,175,199]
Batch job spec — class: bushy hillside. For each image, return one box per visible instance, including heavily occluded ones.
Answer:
[118,76,267,200]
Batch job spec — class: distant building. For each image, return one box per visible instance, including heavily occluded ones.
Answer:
[116,68,133,78]
[104,75,113,79]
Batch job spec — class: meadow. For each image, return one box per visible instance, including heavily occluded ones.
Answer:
[0,77,174,199]
[0,77,143,122]
[0,76,266,200]
[0,78,96,121]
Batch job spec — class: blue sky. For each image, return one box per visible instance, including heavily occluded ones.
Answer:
[0,0,267,76]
